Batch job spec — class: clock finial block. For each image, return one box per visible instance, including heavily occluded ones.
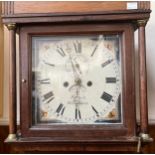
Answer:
[6,23,16,30]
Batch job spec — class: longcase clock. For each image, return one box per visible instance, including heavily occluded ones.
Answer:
[2,1,153,153]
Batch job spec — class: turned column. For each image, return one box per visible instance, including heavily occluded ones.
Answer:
[137,20,152,141]
[138,19,148,134]
[6,23,17,141]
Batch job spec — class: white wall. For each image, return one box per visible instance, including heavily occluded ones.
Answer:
[146,2,155,122]
[0,2,155,124]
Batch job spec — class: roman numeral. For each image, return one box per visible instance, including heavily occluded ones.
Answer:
[56,103,65,115]
[43,91,54,101]
[106,77,117,83]
[101,59,113,68]
[91,45,98,57]
[73,41,82,53]
[75,108,81,120]
[56,46,66,57]
[101,92,113,102]
[43,60,55,67]
[39,78,50,84]
[91,105,99,116]
[45,97,54,104]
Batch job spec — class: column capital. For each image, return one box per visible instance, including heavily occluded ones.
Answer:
[137,19,148,27]
[6,23,16,30]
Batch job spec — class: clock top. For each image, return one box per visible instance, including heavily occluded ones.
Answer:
[1,1,151,24]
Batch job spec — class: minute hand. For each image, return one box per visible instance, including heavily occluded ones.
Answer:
[69,55,80,80]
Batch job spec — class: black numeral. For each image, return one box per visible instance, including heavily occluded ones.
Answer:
[56,103,65,115]
[56,46,66,57]
[39,78,50,84]
[102,59,113,68]
[46,97,54,104]
[73,41,82,53]
[101,92,113,102]
[91,105,99,116]
[106,77,117,83]
[43,91,54,101]
[91,45,98,57]
[43,60,55,67]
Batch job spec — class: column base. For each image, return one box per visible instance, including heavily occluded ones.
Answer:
[5,134,17,142]
[139,133,153,142]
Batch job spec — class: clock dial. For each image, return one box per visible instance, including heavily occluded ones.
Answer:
[32,35,122,124]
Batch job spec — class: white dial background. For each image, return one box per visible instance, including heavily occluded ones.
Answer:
[32,35,122,124]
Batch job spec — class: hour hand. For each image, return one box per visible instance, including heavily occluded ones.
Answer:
[74,61,82,74]
[43,60,55,67]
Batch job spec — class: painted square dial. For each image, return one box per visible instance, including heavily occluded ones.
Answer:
[32,35,122,124]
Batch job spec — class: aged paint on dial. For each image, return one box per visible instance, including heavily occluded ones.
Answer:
[32,35,122,124]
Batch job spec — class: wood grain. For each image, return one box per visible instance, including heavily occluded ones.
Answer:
[1,2,151,16]
[1,2,151,24]
[13,2,128,14]
[12,2,151,15]
[138,23,148,133]
[2,11,150,25]
[0,124,155,153]
[0,126,10,153]
[8,26,17,134]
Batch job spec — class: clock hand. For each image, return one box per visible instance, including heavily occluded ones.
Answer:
[75,78,82,86]
[69,78,86,92]
[69,55,81,83]
[74,59,82,74]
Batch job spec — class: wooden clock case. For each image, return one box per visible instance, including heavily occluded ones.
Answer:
[1,1,153,153]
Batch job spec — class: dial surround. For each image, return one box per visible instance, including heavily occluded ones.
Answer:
[32,35,122,124]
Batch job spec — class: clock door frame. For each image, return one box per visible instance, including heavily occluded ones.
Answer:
[20,23,136,141]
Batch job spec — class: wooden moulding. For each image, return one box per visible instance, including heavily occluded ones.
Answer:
[1,1,151,24]
[6,141,139,153]
[1,124,155,153]
[2,1,150,15]
[18,23,136,141]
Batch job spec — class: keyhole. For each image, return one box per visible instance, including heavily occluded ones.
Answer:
[87,81,92,87]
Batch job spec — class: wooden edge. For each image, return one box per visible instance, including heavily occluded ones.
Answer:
[1,1,150,16]
[1,11,151,25]
[4,141,139,153]
[5,136,139,143]
[0,2,4,118]
[1,9,151,18]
